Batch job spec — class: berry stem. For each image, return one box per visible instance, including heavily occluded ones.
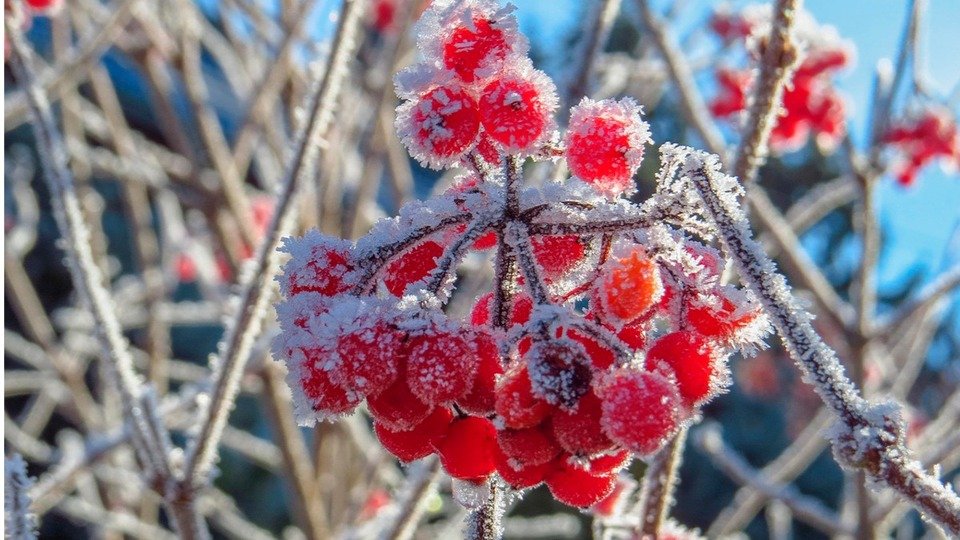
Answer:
[636,427,687,537]
[465,480,505,540]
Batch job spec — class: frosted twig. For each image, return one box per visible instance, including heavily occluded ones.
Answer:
[635,428,687,537]
[465,480,506,540]
[5,454,37,540]
[731,0,802,185]
[377,459,441,540]
[695,424,847,536]
[564,0,623,105]
[876,266,960,337]
[180,0,367,496]
[707,408,833,536]
[4,0,140,128]
[685,151,960,536]
[4,13,190,530]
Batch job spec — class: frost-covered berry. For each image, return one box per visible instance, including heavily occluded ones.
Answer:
[442,14,510,83]
[546,458,616,508]
[279,232,355,297]
[375,407,453,462]
[595,248,663,326]
[584,449,632,473]
[437,416,498,481]
[531,235,586,279]
[458,331,503,416]
[396,84,481,168]
[384,240,444,296]
[330,317,403,397]
[478,66,557,152]
[295,347,361,415]
[470,291,532,328]
[551,391,615,456]
[597,369,680,455]
[494,445,551,489]
[496,423,561,466]
[566,328,616,371]
[686,289,760,340]
[525,339,593,408]
[406,326,478,405]
[646,332,715,407]
[565,98,651,196]
[495,365,554,429]
[367,377,434,431]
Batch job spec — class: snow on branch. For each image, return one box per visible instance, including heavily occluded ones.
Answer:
[5,454,37,540]
[675,145,960,535]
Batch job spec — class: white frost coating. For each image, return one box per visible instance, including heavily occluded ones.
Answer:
[5,454,37,540]
[677,144,960,535]
[452,478,492,510]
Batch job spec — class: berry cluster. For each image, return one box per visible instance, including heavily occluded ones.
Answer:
[709,5,853,152]
[273,0,767,511]
[882,105,960,186]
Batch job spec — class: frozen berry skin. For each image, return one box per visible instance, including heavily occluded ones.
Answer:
[478,67,557,152]
[494,445,551,489]
[442,15,510,83]
[551,391,615,456]
[457,331,503,416]
[646,331,715,406]
[330,319,403,398]
[525,340,593,408]
[396,84,481,168]
[546,458,617,508]
[406,329,478,405]
[496,424,561,466]
[279,232,355,298]
[686,291,761,340]
[437,417,498,481]
[375,407,453,462]
[596,249,663,326]
[384,240,444,297]
[291,346,359,415]
[367,377,433,431]
[598,369,680,455]
[470,291,532,328]
[495,365,554,429]
[566,328,616,371]
[531,235,586,279]
[583,449,632,474]
[565,97,651,196]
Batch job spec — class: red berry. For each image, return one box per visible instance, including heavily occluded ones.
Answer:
[495,365,553,429]
[646,332,715,407]
[584,449,632,474]
[546,458,616,508]
[384,240,444,296]
[598,369,680,455]
[367,377,433,431]
[591,477,631,517]
[494,445,551,489]
[478,69,556,152]
[531,235,586,279]
[442,16,511,83]
[596,249,662,325]
[566,328,616,371]
[551,391,615,456]
[375,407,453,462]
[474,132,503,167]
[686,289,760,340]
[406,328,478,405]
[470,291,532,328]
[297,347,360,414]
[458,332,503,416]
[496,424,561,466]
[280,233,354,297]
[330,317,403,397]
[525,340,593,408]
[565,98,650,196]
[397,84,481,168]
[437,417,498,481]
